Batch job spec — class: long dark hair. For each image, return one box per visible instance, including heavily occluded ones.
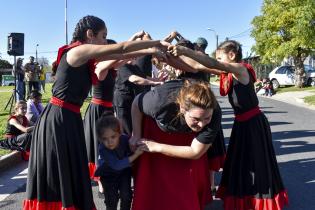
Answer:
[71,15,106,43]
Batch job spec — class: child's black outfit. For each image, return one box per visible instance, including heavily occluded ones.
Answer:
[94,135,132,210]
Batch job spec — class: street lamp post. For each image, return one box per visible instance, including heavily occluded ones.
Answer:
[65,0,68,44]
[207,28,219,49]
[35,44,39,62]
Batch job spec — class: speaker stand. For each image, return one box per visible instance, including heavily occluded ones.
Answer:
[4,56,17,113]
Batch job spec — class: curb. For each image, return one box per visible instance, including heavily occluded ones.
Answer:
[0,151,22,171]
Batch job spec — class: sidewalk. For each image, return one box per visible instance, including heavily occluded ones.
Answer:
[210,81,315,110]
[260,90,315,110]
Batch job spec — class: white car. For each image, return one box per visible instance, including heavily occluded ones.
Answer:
[269,65,315,89]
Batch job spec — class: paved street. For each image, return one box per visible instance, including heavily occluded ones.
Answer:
[1,85,315,209]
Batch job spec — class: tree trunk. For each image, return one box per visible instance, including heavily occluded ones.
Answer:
[293,58,305,88]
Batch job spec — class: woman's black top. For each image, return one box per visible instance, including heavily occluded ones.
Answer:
[138,79,221,144]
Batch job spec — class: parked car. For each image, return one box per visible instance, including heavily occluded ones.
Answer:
[1,75,15,86]
[304,65,315,86]
[268,65,315,89]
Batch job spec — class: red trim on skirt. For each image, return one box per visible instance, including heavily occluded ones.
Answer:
[88,162,100,181]
[21,150,30,161]
[91,98,113,108]
[23,199,96,210]
[216,187,289,210]
[208,154,226,171]
[235,106,261,122]
[50,97,80,113]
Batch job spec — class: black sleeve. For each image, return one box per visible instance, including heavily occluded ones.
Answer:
[195,104,222,144]
[119,65,134,83]
[138,88,162,118]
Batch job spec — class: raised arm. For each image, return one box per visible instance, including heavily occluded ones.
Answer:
[165,54,223,75]
[163,31,185,43]
[168,45,248,80]
[67,40,163,67]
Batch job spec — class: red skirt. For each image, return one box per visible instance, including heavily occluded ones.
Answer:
[132,117,211,210]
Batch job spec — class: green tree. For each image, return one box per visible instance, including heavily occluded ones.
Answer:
[0,59,13,69]
[251,0,315,87]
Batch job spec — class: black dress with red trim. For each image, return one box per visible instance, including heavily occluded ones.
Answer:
[0,115,32,160]
[23,52,96,210]
[83,69,116,181]
[216,64,289,210]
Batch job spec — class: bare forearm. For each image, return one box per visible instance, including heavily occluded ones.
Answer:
[71,40,160,65]
[101,48,155,61]
[157,144,208,160]
[179,56,224,75]
[128,152,142,163]
[129,75,160,85]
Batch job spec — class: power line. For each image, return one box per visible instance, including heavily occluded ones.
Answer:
[228,28,252,39]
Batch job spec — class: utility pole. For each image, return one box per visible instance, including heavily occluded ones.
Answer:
[35,44,39,62]
[65,0,68,44]
[207,28,219,49]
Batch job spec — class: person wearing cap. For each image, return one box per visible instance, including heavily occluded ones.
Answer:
[194,37,211,82]
[15,58,26,101]
[24,56,40,97]
[194,37,208,53]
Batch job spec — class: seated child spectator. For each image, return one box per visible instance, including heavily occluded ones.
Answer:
[0,101,34,159]
[262,78,273,96]
[94,112,143,210]
[26,90,44,125]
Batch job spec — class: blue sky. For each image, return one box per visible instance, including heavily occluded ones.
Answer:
[0,0,263,64]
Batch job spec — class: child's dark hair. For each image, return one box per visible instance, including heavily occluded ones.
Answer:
[217,40,243,62]
[96,111,121,141]
[28,90,42,100]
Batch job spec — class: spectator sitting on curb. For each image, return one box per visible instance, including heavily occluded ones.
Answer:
[0,101,34,160]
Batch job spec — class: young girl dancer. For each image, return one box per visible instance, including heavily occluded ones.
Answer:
[23,15,168,210]
[168,40,289,210]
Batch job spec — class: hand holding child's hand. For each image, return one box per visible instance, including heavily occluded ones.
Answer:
[137,138,161,153]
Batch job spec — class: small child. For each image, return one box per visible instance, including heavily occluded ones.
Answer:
[94,112,143,210]
[262,78,273,96]
[0,101,34,160]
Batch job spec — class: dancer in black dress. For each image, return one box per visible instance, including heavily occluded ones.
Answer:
[23,15,169,210]
[168,40,289,210]
[84,39,118,187]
